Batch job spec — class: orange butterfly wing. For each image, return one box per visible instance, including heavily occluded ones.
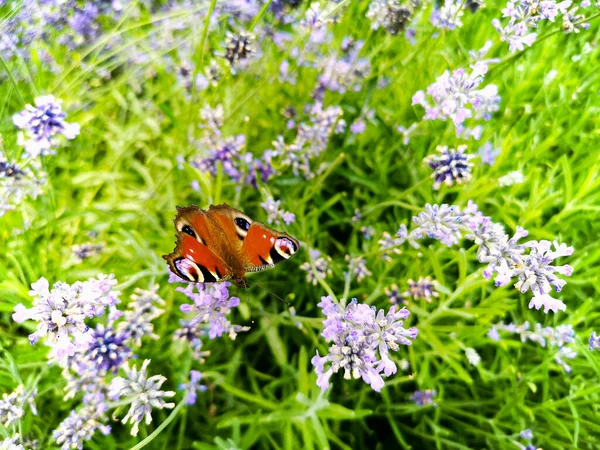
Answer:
[163,204,299,286]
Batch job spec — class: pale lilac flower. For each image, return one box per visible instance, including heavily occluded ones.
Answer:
[348,256,372,283]
[12,275,120,360]
[589,332,600,351]
[424,145,475,189]
[317,40,371,94]
[178,283,250,340]
[12,95,80,157]
[410,389,436,406]
[498,170,525,186]
[0,151,45,217]
[396,123,418,145]
[312,297,418,392]
[350,119,367,134]
[478,142,501,165]
[412,62,500,130]
[108,360,175,436]
[300,249,333,285]
[520,429,534,440]
[261,197,295,225]
[53,403,110,450]
[117,286,165,346]
[404,277,440,302]
[465,348,481,366]
[72,242,104,263]
[0,434,25,450]
[431,0,465,30]
[173,319,212,362]
[366,0,414,35]
[411,204,463,246]
[179,370,207,405]
[0,385,37,427]
[384,284,404,305]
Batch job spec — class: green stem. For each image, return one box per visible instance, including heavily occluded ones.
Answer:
[129,398,186,450]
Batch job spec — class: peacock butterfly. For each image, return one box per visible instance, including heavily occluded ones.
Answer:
[163,204,300,288]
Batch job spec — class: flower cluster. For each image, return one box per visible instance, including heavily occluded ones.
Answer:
[424,145,476,189]
[179,370,207,405]
[312,296,418,392]
[12,95,80,158]
[300,249,333,285]
[410,389,437,406]
[177,282,250,340]
[412,60,500,134]
[261,197,296,225]
[108,360,176,436]
[367,0,417,35]
[223,31,256,70]
[0,385,37,428]
[489,321,577,372]
[408,202,574,313]
[493,0,591,53]
[187,104,274,188]
[0,147,45,217]
[589,331,600,351]
[12,275,120,360]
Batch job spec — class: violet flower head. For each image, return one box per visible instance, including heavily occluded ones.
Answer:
[300,249,333,285]
[412,62,500,130]
[179,370,207,405]
[410,389,437,406]
[478,142,501,165]
[404,277,440,303]
[431,0,465,30]
[108,360,175,436]
[589,331,600,351]
[53,403,111,450]
[86,324,132,374]
[0,385,37,428]
[12,95,80,157]
[12,275,120,361]
[367,0,414,35]
[261,196,295,225]
[424,145,475,189]
[117,285,166,346]
[0,150,45,217]
[312,297,418,392]
[173,319,212,362]
[178,282,250,340]
[224,31,255,69]
[411,203,464,246]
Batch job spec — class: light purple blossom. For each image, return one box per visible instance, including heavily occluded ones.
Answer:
[261,197,295,225]
[300,249,333,285]
[412,61,500,131]
[0,385,37,427]
[178,282,250,340]
[179,370,207,405]
[312,296,418,392]
[367,0,414,35]
[410,389,437,406]
[108,360,175,436]
[53,403,111,450]
[12,95,80,157]
[404,277,440,302]
[12,275,120,361]
[478,142,501,165]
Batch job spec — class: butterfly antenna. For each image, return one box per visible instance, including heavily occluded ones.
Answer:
[254,282,290,306]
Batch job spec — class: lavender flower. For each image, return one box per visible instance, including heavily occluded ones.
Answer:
[411,203,463,246]
[478,142,501,165]
[312,297,418,392]
[410,389,436,406]
[117,286,165,346]
[173,319,211,362]
[490,321,577,372]
[179,370,207,405]
[261,197,295,225]
[72,242,104,263]
[108,360,175,436]
[385,284,404,305]
[498,170,525,186]
[465,348,481,366]
[223,31,255,69]
[12,275,120,360]
[347,256,372,283]
[404,277,440,302]
[431,0,465,30]
[367,0,414,35]
[12,95,80,157]
[0,434,25,450]
[178,283,250,340]
[520,429,534,440]
[300,249,333,285]
[86,324,132,374]
[317,39,371,94]
[589,331,600,351]
[0,151,45,217]
[412,61,500,132]
[424,145,475,189]
[0,385,37,427]
[53,403,111,450]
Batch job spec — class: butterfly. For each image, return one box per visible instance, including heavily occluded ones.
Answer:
[163,204,300,288]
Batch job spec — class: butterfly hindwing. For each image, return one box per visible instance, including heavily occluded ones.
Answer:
[242,222,299,272]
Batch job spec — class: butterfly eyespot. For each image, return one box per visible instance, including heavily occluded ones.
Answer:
[234,217,251,231]
[182,225,196,238]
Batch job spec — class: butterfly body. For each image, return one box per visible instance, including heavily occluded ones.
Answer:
[163,204,299,287]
